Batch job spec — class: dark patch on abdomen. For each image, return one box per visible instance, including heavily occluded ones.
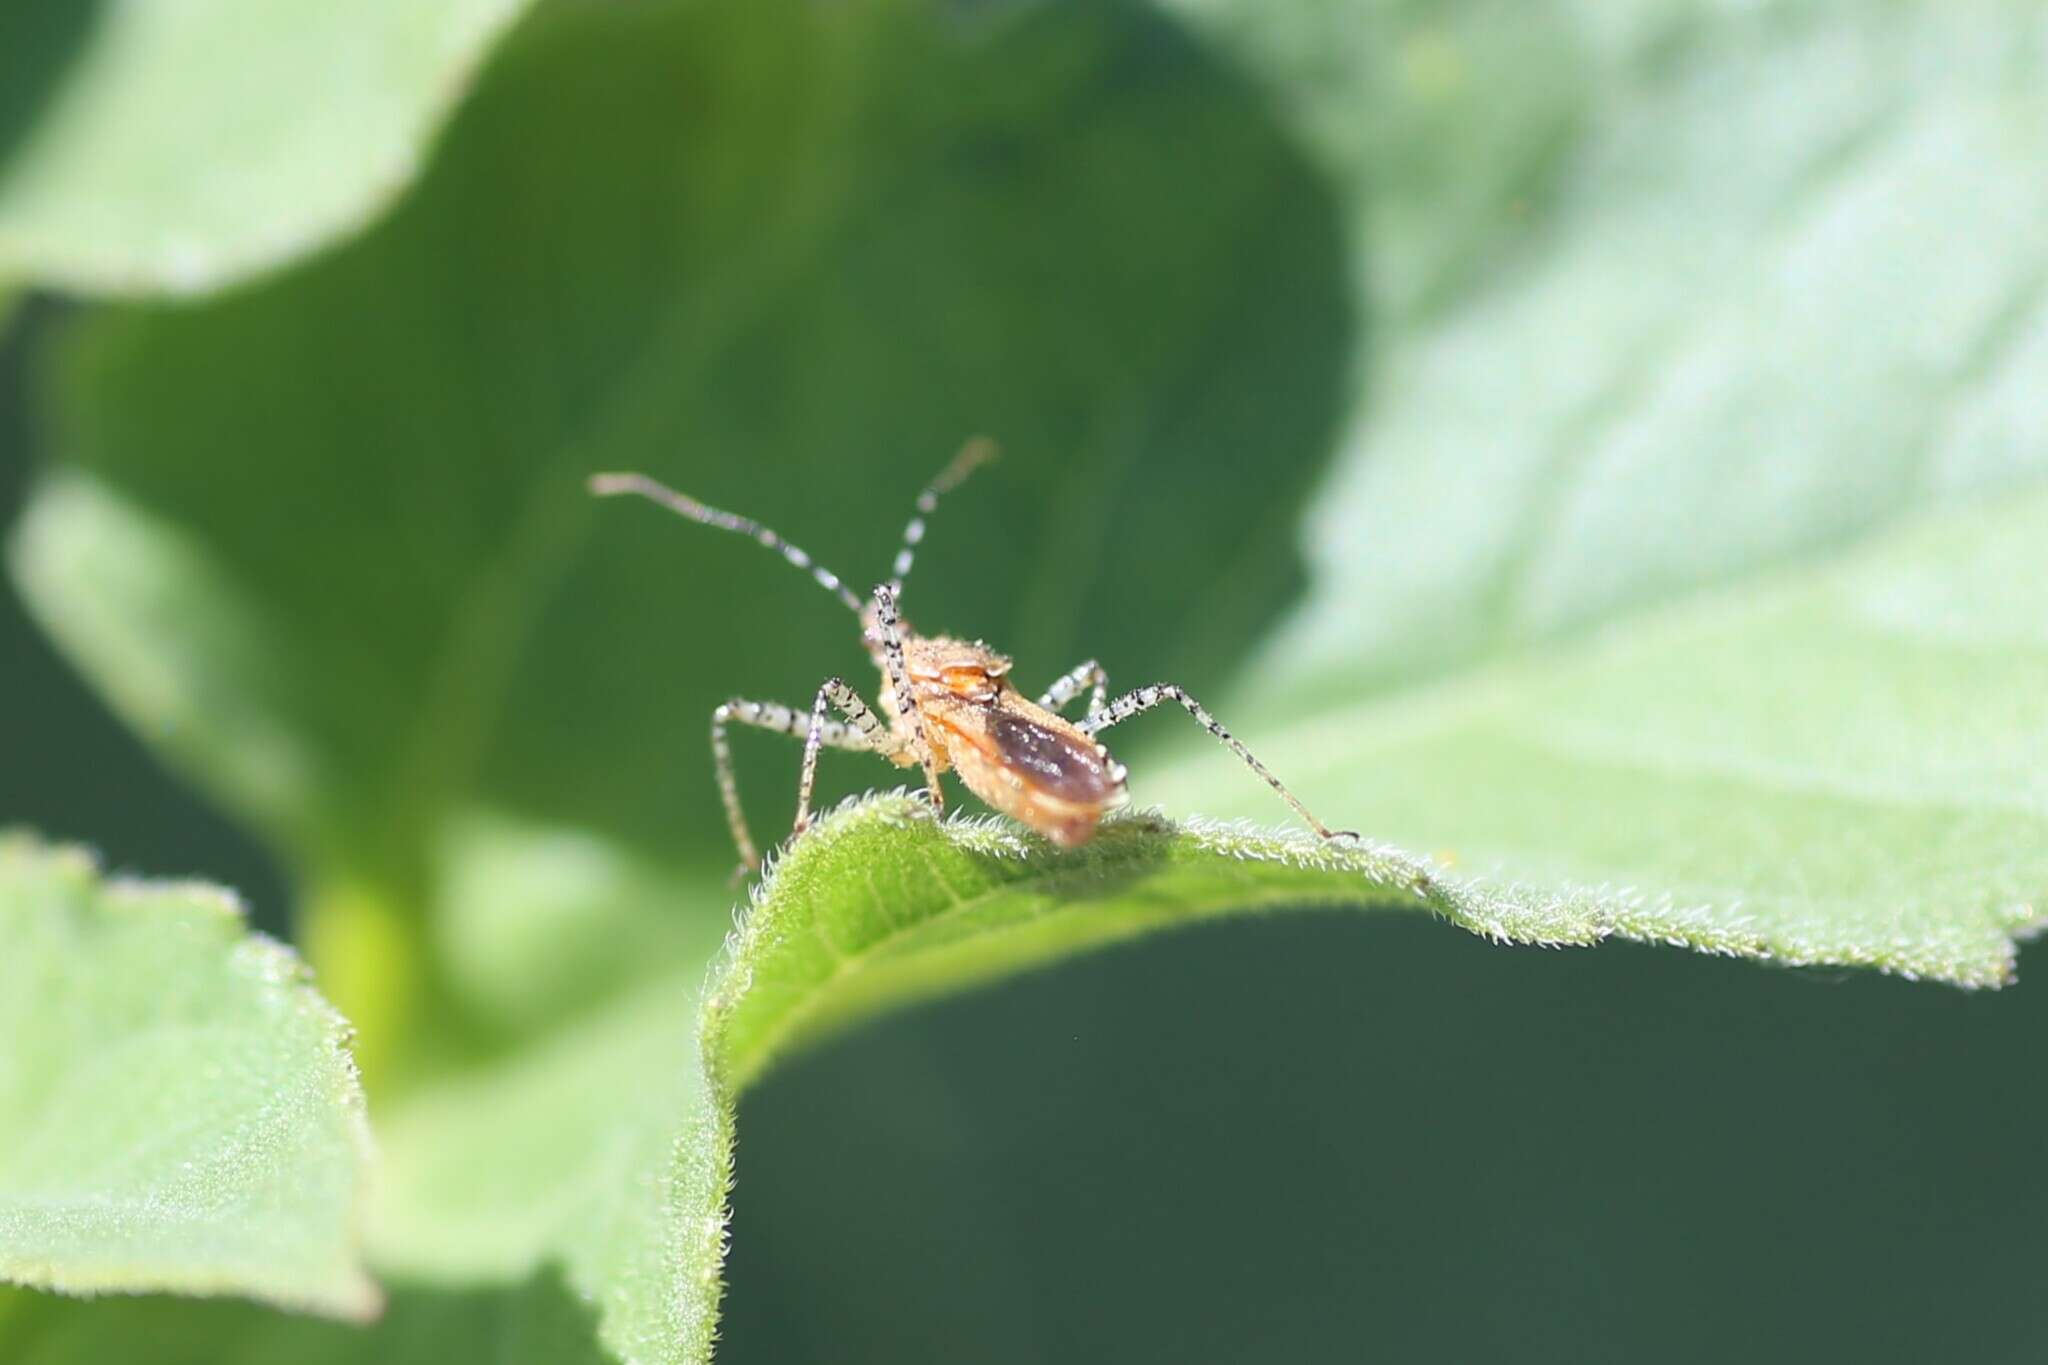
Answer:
[988,710,1115,804]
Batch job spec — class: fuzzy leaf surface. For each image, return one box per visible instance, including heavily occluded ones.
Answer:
[1141,0,2048,988]
[368,796,1469,1361]
[0,836,374,1318]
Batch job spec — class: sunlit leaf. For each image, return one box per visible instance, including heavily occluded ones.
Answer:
[1158,494,2048,987]
[1144,0,2048,988]
[0,835,374,1319]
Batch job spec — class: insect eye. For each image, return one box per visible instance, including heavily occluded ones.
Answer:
[941,665,999,699]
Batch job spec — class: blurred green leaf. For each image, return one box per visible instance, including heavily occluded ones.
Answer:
[0,1271,607,1364]
[0,835,374,1319]
[1144,0,2048,988]
[1179,0,2048,691]
[0,0,533,295]
[8,0,1345,1022]
[1169,0,1594,318]
[367,974,724,1364]
[9,0,1348,1359]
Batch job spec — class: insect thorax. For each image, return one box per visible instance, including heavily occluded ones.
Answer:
[900,635,1014,704]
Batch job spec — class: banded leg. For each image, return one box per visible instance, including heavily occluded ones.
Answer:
[1081,684,1356,841]
[712,694,882,876]
[871,582,946,811]
[796,677,898,836]
[1037,659,1109,719]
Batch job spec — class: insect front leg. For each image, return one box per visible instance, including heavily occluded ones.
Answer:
[871,583,945,812]
[795,677,901,836]
[712,696,880,878]
[1081,684,1356,842]
[1037,659,1109,719]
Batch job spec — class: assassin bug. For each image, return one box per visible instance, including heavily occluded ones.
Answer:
[590,440,1355,878]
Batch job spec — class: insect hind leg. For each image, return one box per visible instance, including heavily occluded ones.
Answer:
[1082,683,1355,841]
[713,695,887,879]
[1037,659,1109,718]
[795,677,902,837]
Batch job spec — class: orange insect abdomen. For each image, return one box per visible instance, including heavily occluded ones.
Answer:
[933,689,1124,848]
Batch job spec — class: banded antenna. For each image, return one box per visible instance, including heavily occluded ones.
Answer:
[888,437,998,596]
[588,471,866,616]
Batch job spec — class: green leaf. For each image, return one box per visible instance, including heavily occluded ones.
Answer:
[706,798,1462,1092]
[1156,494,2048,987]
[0,0,534,295]
[0,1271,607,1364]
[367,795,1462,1362]
[1139,0,2048,989]
[1177,0,2048,693]
[0,834,375,1319]
[366,975,724,1364]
